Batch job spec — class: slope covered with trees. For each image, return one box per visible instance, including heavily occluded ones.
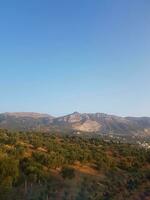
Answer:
[0,129,149,200]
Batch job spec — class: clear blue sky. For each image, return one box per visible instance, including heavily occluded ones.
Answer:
[0,0,149,116]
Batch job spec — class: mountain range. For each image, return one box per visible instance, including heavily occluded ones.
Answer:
[0,112,150,136]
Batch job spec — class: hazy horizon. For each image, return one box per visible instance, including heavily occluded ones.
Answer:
[1,111,150,118]
[0,0,149,117]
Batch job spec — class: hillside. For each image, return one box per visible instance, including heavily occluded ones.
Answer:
[0,112,150,136]
[0,129,149,200]
[0,112,54,132]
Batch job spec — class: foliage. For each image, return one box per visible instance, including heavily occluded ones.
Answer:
[0,129,149,199]
[60,166,75,179]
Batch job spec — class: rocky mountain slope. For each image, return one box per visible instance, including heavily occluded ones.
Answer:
[0,112,150,136]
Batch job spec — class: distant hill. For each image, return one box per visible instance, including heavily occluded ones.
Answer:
[54,112,150,135]
[4,112,52,118]
[0,112,54,132]
[0,112,150,136]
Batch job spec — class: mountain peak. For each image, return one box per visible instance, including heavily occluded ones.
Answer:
[72,112,80,115]
[0,112,150,136]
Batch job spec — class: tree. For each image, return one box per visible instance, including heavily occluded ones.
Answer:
[60,167,75,179]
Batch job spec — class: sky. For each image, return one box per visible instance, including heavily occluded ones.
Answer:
[0,0,150,117]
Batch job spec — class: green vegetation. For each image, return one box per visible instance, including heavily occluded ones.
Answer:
[0,129,149,200]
